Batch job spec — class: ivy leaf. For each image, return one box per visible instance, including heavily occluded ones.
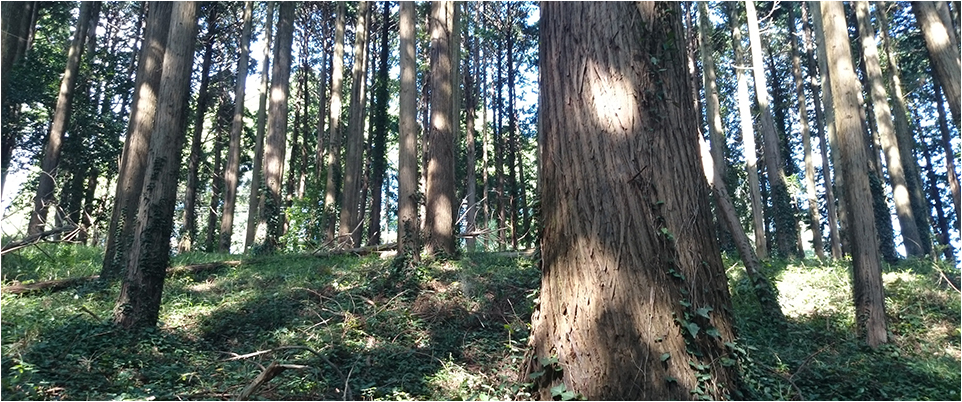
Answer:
[685,322,700,338]
[660,353,671,362]
[550,383,568,397]
[705,327,721,338]
[696,307,713,318]
[528,370,545,380]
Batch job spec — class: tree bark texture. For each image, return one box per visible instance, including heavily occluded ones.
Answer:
[114,1,198,329]
[338,2,371,248]
[819,1,888,348]
[913,1,961,127]
[933,81,962,218]
[28,1,97,236]
[244,1,273,251]
[423,1,457,257]
[528,3,742,399]
[324,2,346,243]
[101,1,172,280]
[397,1,419,260]
[219,1,253,252]
[262,1,295,252]
[367,3,391,246]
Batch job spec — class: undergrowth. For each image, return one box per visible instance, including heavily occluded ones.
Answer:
[1,244,958,400]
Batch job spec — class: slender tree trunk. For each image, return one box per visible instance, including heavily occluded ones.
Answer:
[527,3,742,399]
[28,1,97,235]
[818,1,887,348]
[506,14,520,250]
[789,4,826,261]
[745,0,800,258]
[205,119,225,251]
[180,16,218,253]
[101,2,171,280]
[261,1,295,253]
[338,2,371,248]
[244,1,273,251]
[913,1,961,127]
[219,1,253,253]
[114,1,198,329]
[1,1,39,194]
[934,81,961,218]
[397,1,419,260]
[731,5,768,260]
[464,19,478,252]
[324,2,346,243]
[367,3,390,246]
[921,135,956,262]
[423,1,457,257]
[315,47,328,185]
[494,37,506,250]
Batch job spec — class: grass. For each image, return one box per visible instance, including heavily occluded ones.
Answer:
[1,244,959,400]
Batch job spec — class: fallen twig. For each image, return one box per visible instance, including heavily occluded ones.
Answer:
[313,242,398,257]
[235,361,308,401]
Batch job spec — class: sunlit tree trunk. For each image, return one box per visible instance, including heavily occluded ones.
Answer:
[114,1,198,329]
[526,3,743,399]
[261,1,295,252]
[913,1,961,127]
[101,2,171,280]
[367,2,391,246]
[219,1,253,252]
[28,1,97,235]
[397,1,419,260]
[818,1,887,348]
[338,1,371,248]
[464,12,478,252]
[324,2,346,243]
[244,1,273,251]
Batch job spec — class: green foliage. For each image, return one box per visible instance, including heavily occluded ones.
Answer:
[1,243,103,283]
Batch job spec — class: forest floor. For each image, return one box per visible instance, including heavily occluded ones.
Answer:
[0,244,959,400]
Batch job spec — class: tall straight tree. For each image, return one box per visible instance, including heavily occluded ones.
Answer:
[101,2,172,280]
[367,2,391,246]
[745,0,800,258]
[526,2,742,399]
[324,2,346,243]
[397,1,419,259]
[339,1,372,248]
[27,1,97,236]
[913,1,961,127]
[731,4,768,260]
[244,1,273,251]
[423,1,458,256]
[1,1,39,193]
[114,1,198,329]
[933,81,961,216]
[261,1,295,252]
[219,1,253,252]
[818,1,887,348]
[854,1,925,257]
[463,6,479,252]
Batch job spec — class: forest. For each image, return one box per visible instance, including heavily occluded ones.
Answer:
[0,1,959,400]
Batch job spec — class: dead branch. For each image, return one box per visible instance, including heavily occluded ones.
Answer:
[313,242,397,257]
[235,361,308,401]
[1,225,79,255]
[225,345,351,401]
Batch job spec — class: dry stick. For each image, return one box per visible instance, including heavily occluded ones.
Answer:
[224,345,350,400]
[235,361,309,401]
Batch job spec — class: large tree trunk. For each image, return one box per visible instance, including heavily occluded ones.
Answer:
[731,4,768,260]
[397,1,419,260]
[788,4,826,260]
[1,1,39,193]
[28,1,97,236]
[527,3,742,399]
[367,3,391,246]
[818,1,887,348]
[423,1,457,257]
[745,0,800,258]
[114,1,198,329]
[913,1,961,127]
[219,1,253,253]
[244,1,273,251]
[338,2,371,248]
[180,13,218,253]
[324,2,347,243]
[101,2,171,280]
[261,1,295,253]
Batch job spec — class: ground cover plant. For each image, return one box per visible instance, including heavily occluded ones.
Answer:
[1,244,959,400]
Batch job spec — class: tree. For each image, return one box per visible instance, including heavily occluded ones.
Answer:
[913,1,961,128]
[525,3,742,399]
[339,1,372,248]
[101,2,172,281]
[367,2,392,246]
[423,1,458,257]
[244,1,274,251]
[817,1,887,348]
[114,1,198,329]
[261,1,295,252]
[324,2,346,243]
[27,1,98,236]
[463,5,479,252]
[854,1,925,257]
[218,1,253,252]
[1,1,39,193]
[397,1,419,259]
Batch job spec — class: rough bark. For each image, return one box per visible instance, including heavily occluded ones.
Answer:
[913,1,961,127]
[28,1,97,236]
[338,2,371,248]
[367,3,391,246]
[114,1,199,329]
[261,1,295,253]
[219,1,253,253]
[204,104,226,252]
[397,1,419,260]
[101,2,172,280]
[423,1,457,257]
[244,1,273,251]
[818,1,887,348]
[527,3,742,399]
[324,2,346,243]
[464,19,478,252]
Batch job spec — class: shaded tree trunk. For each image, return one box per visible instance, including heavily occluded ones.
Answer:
[114,1,198,329]
[818,0,887,348]
[921,134,956,262]
[1,1,39,193]
[204,100,228,252]
[338,1,371,248]
[101,2,172,280]
[526,3,742,399]
[28,1,97,235]
[324,2,346,243]
[244,1,273,251]
[934,81,961,219]
[913,1,961,127]
[397,1,419,260]
[367,3,391,246]
[464,13,478,252]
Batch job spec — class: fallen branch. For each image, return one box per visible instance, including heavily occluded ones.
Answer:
[313,242,397,257]
[235,361,308,401]
[225,345,351,401]
[1,225,79,255]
